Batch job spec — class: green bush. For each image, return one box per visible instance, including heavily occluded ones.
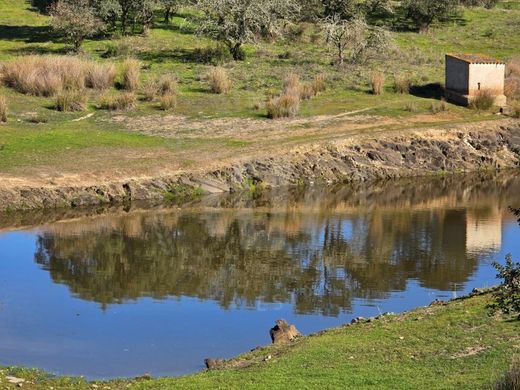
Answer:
[193,44,233,65]
[470,90,495,111]
[488,253,520,320]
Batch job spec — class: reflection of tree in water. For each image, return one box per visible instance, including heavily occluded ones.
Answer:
[34,174,519,315]
[34,209,484,315]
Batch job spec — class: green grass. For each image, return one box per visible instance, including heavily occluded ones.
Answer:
[0,1,518,175]
[1,293,518,389]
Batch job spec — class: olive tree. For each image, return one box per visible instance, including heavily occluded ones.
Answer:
[322,16,391,65]
[402,0,459,32]
[196,0,300,60]
[49,0,104,51]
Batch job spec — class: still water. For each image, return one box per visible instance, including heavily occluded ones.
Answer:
[0,173,519,379]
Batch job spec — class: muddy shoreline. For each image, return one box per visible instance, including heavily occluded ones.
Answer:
[1,120,519,212]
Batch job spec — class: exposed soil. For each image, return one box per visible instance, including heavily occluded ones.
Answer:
[0,117,518,212]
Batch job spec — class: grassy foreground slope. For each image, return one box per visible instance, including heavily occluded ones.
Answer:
[0,1,519,182]
[1,293,518,389]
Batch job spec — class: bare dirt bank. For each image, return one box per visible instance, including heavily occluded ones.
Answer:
[1,120,519,212]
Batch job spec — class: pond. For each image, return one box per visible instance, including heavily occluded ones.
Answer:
[0,172,519,379]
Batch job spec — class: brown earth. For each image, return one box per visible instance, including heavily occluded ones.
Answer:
[0,117,518,212]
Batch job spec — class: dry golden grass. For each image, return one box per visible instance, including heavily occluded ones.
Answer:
[509,100,520,118]
[55,90,88,112]
[300,84,315,100]
[283,73,301,95]
[207,67,231,94]
[370,72,385,95]
[85,63,116,90]
[311,74,326,94]
[266,93,300,119]
[505,76,520,100]
[470,89,495,111]
[506,57,520,78]
[0,95,7,122]
[99,92,136,111]
[159,92,177,111]
[121,58,140,92]
[143,79,159,102]
[158,74,177,95]
[0,56,119,96]
[394,75,411,94]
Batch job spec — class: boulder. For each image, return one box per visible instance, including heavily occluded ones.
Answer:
[269,319,300,344]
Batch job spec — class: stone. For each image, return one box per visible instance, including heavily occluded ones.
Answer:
[269,319,300,344]
[204,358,226,370]
[6,376,25,385]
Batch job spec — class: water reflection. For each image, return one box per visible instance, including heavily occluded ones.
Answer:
[32,172,519,315]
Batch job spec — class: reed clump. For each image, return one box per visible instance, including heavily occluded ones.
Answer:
[207,66,231,94]
[55,90,88,112]
[121,58,141,92]
[370,72,385,95]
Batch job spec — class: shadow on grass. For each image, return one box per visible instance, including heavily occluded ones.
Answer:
[0,25,53,43]
[410,83,445,100]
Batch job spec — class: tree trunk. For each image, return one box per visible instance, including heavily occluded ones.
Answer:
[230,43,243,61]
[165,8,171,23]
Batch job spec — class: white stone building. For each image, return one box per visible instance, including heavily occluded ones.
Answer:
[445,54,506,107]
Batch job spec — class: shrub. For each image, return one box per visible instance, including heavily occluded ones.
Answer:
[470,90,495,111]
[193,44,233,65]
[158,74,177,95]
[85,63,116,90]
[370,72,385,95]
[121,58,140,91]
[159,93,177,111]
[493,359,520,390]
[488,254,520,320]
[509,100,520,118]
[267,93,300,119]
[142,79,159,102]
[207,67,231,94]
[300,84,316,100]
[311,74,327,94]
[99,92,136,111]
[394,75,411,94]
[55,90,88,112]
[0,96,7,123]
[505,77,520,100]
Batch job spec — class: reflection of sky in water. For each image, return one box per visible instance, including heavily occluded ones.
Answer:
[0,199,519,379]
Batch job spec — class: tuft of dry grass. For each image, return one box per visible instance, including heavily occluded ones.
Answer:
[158,74,177,95]
[267,93,300,119]
[404,101,418,112]
[121,58,141,92]
[430,97,448,114]
[55,90,88,112]
[143,79,159,102]
[370,72,385,95]
[493,359,520,390]
[283,73,301,96]
[0,95,7,122]
[505,77,520,100]
[99,92,136,111]
[470,90,495,111]
[159,92,177,111]
[509,100,520,118]
[394,75,411,94]
[506,57,520,78]
[207,67,231,94]
[85,63,116,90]
[311,74,326,95]
[1,56,119,96]
[300,84,316,100]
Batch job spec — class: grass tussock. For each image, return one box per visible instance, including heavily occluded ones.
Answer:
[143,79,159,102]
[493,359,520,390]
[121,58,140,92]
[99,92,136,111]
[207,67,231,94]
[85,63,116,90]
[404,101,418,112]
[158,74,177,96]
[471,90,495,111]
[283,73,301,96]
[55,90,88,112]
[0,56,118,96]
[311,74,326,95]
[160,93,177,111]
[370,72,385,95]
[267,93,300,119]
[0,95,7,122]
[509,100,520,118]
[394,75,411,94]
[430,98,448,114]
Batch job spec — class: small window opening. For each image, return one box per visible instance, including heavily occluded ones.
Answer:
[478,82,481,90]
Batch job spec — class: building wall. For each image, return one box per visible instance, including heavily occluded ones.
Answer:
[446,56,469,94]
[468,63,505,95]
